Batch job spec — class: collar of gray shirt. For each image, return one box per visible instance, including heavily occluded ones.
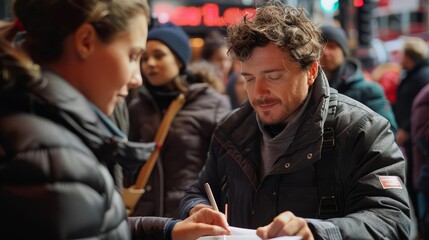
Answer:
[257,86,313,178]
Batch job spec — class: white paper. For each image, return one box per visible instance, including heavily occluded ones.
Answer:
[197,226,302,240]
[229,226,257,235]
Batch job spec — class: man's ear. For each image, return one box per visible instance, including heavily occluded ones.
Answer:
[74,23,97,60]
[307,61,319,85]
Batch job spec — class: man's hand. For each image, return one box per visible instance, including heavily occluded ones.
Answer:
[172,208,230,240]
[189,203,212,216]
[256,211,314,240]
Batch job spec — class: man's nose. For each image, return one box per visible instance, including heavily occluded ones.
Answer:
[254,78,270,98]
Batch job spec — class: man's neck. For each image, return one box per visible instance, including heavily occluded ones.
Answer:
[263,123,287,138]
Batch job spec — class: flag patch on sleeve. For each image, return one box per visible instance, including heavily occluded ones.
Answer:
[379,176,403,189]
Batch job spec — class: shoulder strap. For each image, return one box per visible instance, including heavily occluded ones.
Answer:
[121,93,186,215]
[316,90,339,218]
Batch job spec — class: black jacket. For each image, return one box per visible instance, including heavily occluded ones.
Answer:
[180,70,410,239]
[0,71,173,239]
[396,58,429,133]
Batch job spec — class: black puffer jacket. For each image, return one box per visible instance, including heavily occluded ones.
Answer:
[0,71,172,239]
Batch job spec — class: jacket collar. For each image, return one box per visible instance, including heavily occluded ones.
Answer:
[33,71,155,167]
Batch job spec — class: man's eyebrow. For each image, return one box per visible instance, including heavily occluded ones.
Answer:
[241,69,285,75]
[261,69,285,74]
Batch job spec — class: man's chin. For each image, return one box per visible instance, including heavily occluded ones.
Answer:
[257,112,282,125]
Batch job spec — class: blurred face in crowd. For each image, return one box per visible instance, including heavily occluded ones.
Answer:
[141,40,182,86]
[234,74,247,105]
[320,41,344,73]
[77,14,148,115]
[210,45,233,80]
[400,54,413,71]
[241,43,316,125]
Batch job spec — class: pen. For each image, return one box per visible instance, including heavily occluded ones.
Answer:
[204,182,219,212]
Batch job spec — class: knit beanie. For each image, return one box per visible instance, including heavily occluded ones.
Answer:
[321,25,349,57]
[147,22,191,74]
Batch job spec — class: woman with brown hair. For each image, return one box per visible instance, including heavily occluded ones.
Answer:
[0,0,229,239]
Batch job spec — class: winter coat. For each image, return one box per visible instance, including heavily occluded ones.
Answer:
[126,83,231,218]
[180,70,410,239]
[412,84,429,190]
[0,71,173,239]
[329,58,397,132]
[396,58,429,134]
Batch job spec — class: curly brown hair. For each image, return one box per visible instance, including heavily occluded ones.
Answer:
[226,0,323,70]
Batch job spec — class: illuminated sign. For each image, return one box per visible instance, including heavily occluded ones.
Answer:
[153,3,256,27]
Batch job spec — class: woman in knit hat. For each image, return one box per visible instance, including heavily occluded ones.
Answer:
[126,22,231,218]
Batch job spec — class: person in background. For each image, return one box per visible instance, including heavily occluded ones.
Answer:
[187,60,225,93]
[320,25,398,133]
[201,32,246,108]
[411,83,429,240]
[227,71,247,108]
[371,62,401,107]
[126,23,231,218]
[180,1,410,239]
[201,32,234,88]
[0,0,229,239]
[395,36,429,213]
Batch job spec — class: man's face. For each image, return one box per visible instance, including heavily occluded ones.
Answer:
[241,43,316,125]
[320,41,344,73]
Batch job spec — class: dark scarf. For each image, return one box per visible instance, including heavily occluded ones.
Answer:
[144,81,181,111]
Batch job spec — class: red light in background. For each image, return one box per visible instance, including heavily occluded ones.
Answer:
[354,0,364,8]
[153,3,255,27]
[202,3,222,26]
[175,6,202,26]
[223,7,244,25]
[154,3,173,23]
[378,0,389,7]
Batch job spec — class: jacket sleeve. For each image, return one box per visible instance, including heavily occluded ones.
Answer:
[128,216,172,240]
[311,113,410,239]
[413,90,429,156]
[411,87,429,191]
